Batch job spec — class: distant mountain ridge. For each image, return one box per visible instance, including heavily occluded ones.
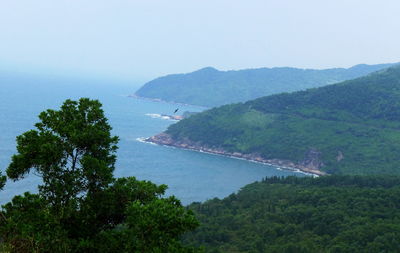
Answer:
[148,64,400,175]
[135,63,396,107]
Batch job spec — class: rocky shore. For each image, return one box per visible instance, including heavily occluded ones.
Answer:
[145,133,328,177]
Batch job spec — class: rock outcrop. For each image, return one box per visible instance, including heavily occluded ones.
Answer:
[146,133,327,176]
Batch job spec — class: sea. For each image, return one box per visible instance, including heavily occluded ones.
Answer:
[0,73,301,205]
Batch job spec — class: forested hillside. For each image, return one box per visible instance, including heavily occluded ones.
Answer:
[163,65,400,175]
[184,175,400,252]
[135,63,395,107]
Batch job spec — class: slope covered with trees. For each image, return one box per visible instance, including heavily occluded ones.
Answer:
[135,63,395,107]
[165,65,400,175]
[184,175,400,252]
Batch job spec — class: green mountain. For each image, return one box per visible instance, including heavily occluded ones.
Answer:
[135,63,395,107]
[152,65,400,175]
[184,175,400,252]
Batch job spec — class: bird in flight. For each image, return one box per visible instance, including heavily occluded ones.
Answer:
[174,108,179,114]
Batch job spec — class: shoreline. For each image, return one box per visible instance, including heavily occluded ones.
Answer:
[139,134,327,177]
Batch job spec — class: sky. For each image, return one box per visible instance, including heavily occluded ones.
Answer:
[0,0,399,82]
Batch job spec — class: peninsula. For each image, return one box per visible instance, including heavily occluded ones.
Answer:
[135,63,396,107]
[148,65,400,176]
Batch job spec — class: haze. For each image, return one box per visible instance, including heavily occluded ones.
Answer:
[0,0,399,82]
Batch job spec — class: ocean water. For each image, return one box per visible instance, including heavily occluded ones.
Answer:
[0,73,301,205]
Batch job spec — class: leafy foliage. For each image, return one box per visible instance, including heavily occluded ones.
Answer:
[184,175,400,252]
[167,65,400,175]
[7,98,118,209]
[1,98,199,252]
[136,64,396,107]
[0,172,5,191]
[0,193,70,252]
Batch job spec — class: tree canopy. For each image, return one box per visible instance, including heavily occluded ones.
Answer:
[0,172,5,191]
[1,98,199,252]
[7,98,118,209]
[184,175,400,252]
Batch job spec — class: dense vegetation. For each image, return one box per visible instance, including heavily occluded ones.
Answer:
[136,63,395,107]
[167,65,400,175]
[0,99,200,252]
[184,175,400,252]
[2,92,400,252]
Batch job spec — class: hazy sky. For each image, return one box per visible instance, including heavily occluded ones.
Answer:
[0,0,399,82]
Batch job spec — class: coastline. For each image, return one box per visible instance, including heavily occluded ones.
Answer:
[141,133,328,177]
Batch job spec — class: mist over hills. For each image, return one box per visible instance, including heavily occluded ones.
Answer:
[156,65,400,175]
[135,63,396,107]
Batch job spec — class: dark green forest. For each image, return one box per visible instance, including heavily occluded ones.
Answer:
[184,175,400,253]
[167,65,400,175]
[136,63,395,107]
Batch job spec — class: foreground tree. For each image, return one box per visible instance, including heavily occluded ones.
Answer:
[0,172,5,191]
[7,98,118,210]
[1,98,199,252]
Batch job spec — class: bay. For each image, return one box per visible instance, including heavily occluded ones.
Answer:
[0,73,300,205]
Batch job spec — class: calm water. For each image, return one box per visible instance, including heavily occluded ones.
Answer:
[0,73,300,205]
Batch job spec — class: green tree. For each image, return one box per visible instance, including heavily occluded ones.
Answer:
[0,171,5,191]
[1,98,199,252]
[7,98,118,210]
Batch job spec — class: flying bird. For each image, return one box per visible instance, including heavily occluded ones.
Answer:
[174,108,179,114]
